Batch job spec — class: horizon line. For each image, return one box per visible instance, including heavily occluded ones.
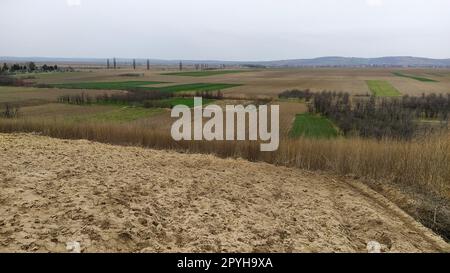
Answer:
[1,55,450,63]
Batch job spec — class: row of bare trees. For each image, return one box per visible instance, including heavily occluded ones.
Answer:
[57,90,226,108]
[58,90,173,106]
[1,62,58,73]
[401,93,450,120]
[107,58,152,70]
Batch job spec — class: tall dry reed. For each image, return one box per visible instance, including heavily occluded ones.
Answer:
[1,118,449,195]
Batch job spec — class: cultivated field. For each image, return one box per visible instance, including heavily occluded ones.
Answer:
[0,86,124,106]
[20,67,450,97]
[290,113,338,138]
[3,66,448,137]
[1,133,448,253]
[366,80,402,97]
[1,66,450,250]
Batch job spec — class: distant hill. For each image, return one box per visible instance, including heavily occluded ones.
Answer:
[1,56,450,68]
[257,56,450,67]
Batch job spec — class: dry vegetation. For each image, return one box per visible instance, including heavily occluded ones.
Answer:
[1,133,448,253]
[0,118,448,196]
[1,67,450,244]
[0,86,123,107]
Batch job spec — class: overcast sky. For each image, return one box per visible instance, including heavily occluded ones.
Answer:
[1,0,449,61]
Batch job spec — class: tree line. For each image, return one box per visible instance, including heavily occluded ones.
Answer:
[1,62,61,74]
[58,90,173,106]
[280,89,450,140]
[57,90,225,108]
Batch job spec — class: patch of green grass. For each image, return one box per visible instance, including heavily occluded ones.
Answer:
[289,113,338,139]
[73,107,162,123]
[161,70,253,77]
[366,80,402,97]
[392,72,438,82]
[51,81,166,90]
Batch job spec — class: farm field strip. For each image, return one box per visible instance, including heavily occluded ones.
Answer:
[366,80,402,97]
[392,72,438,82]
[49,81,241,93]
[50,81,167,90]
[160,70,255,77]
[19,103,163,123]
[289,113,338,138]
[0,86,123,106]
[19,68,450,98]
[155,83,242,93]
[81,107,163,123]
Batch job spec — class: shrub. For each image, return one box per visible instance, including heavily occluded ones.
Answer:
[0,103,19,118]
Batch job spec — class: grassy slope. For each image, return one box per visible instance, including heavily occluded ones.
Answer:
[289,113,338,138]
[366,80,402,97]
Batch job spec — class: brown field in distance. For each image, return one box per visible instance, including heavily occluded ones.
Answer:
[24,67,450,98]
[1,65,450,251]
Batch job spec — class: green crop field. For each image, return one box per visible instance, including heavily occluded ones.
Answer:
[366,80,402,97]
[156,83,241,93]
[50,81,241,93]
[161,70,253,77]
[392,72,438,82]
[51,81,166,90]
[289,113,338,139]
[73,106,162,123]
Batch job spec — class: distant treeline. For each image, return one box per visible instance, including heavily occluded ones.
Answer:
[0,62,74,74]
[0,75,25,86]
[58,90,172,106]
[279,89,450,139]
[279,89,314,101]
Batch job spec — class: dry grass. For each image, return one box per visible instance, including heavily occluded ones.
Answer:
[0,118,448,197]
[0,86,124,106]
[19,103,117,118]
[2,133,448,252]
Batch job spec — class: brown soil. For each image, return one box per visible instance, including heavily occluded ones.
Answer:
[0,133,448,253]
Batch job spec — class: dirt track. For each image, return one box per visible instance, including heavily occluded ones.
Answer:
[0,133,448,253]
